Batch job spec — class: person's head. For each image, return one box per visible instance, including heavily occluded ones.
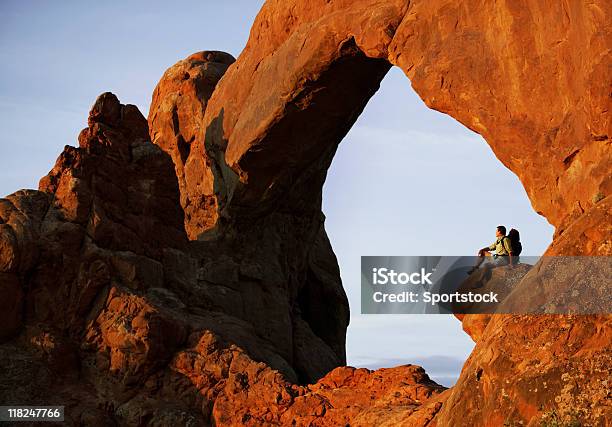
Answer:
[508,228,520,241]
[496,225,506,237]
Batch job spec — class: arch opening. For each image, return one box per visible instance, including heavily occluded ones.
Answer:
[190,39,556,385]
[321,66,554,385]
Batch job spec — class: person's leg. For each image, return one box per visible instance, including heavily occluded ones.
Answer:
[491,255,509,270]
[476,251,491,267]
[468,251,490,274]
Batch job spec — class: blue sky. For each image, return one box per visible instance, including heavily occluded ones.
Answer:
[0,1,554,386]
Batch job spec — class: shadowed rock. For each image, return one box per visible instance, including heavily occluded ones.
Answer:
[148,51,236,236]
[0,0,610,425]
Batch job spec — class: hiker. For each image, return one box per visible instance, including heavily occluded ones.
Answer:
[468,225,515,274]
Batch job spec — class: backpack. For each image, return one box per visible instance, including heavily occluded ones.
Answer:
[507,229,522,256]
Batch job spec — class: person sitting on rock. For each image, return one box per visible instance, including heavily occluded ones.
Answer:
[467,225,515,274]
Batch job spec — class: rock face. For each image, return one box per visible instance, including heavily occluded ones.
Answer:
[0,92,357,425]
[148,51,236,237]
[454,262,611,426]
[181,0,611,241]
[0,0,611,426]
[454,263,533,343]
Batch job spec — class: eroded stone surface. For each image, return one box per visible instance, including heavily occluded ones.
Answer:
[183,0,611,241]
[148,51,235,238]
[0,0,610,425]
[0,93,359,425]
[452,261,611,426]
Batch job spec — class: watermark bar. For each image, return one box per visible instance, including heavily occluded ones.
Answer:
[361,256,611,314]
[0,406,64,422]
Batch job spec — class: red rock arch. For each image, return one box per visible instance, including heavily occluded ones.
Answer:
[179,0,610,246]
[0,1,609,425]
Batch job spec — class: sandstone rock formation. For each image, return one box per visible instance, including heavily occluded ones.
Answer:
[0,90,363,423]
[454,262,611,426]
[181,0,611,241]
[176,1,611,424]
[148,51,236,236]
[1,0,611,426]
[454,263,533,342]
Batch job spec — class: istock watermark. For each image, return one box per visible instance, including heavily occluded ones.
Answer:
[361,256,611,314]
[371,268,434,285]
